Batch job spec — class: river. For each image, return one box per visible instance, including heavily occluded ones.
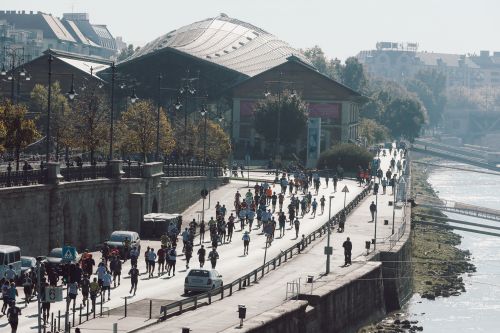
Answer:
[406,160,500,332]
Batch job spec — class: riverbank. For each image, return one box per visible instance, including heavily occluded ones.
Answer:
[358,159,476,333]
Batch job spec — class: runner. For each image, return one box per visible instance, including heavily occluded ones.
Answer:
[185,242,193,269]
[66,281,79,310]
[7,301,21,333]
[22,273,33,306]
[147,248,157,278]
[311,198,318,218]
[157,246,166,276]
[110,256,122,287]
[320,195,326,214]
[102,270,112,300]
[226,216,235,242]
[128,265,139,296]
[242,231,250,255]
[198,245,206,268]
[294,218,300,238]
[278,212,286,237]
[168,247,177,276]
[89,278,100,312]
[208,248,219,269]
[199,220,206,244]
[81,274,90,307]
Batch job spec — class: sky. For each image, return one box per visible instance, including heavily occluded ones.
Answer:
[4,0,500,60]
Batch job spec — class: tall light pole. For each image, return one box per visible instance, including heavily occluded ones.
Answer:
[392,175,398,235]
[1,46,28,104]
[374,189,378,250]
[156,74,162,161]
[109,62,116,161]
[326,195,335,274]
[46,54,53,162]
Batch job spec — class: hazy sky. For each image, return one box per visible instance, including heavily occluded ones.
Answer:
[4,0,500,60]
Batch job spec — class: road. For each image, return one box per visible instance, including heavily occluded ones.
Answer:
[5,171,364,332]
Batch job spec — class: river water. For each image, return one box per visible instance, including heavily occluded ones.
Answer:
[406,161,500,332]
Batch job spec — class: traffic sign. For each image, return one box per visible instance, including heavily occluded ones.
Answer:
[341,185,349,193]
[201,189,208,198]
[61,246,76,261]
[44,286,63,302]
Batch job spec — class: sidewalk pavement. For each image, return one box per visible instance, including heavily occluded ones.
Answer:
[74,155,406,332]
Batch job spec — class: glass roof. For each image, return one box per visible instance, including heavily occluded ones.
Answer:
[126,14,312,77]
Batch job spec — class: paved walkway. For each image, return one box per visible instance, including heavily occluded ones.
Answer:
[74,150,407,332]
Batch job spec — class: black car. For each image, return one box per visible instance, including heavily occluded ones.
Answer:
[45,248,81,276]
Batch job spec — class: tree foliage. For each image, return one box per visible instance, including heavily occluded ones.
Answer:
[117,44,140,62]
[0,117,6,153]
[191,118,231,163]
[381,97,427,142]
[301,46,341,80]
[317,143,372,171]
[0,101,39,170]
[253,91,308,144]
[358,118,390,145]
[71,88,109,163]
[338,57,368,94]
[117,100,175,161]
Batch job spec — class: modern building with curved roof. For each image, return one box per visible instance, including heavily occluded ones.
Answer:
[124,13,312,77]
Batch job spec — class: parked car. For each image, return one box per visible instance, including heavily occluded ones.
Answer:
[0,245,21,279]
[45,248,81,276]
[184,269,223,294]
[105,231,141,259]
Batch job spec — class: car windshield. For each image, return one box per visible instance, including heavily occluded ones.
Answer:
[188,270,210,277]
[48,249,62,258]
[21,258,33,267]
[110,234,128,242]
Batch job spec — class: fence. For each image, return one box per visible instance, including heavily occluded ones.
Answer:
[163,163,223,178]
[156,184,372,320]
[0,168,46,188]
[60,165,111,182]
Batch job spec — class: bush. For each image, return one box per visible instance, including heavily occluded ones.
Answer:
[317,143,372,171]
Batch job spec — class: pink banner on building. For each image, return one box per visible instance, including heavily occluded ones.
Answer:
[308,102,341,119]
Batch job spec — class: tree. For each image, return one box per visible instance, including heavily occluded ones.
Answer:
[191,119,231,163]
[117,44,140,62]
[407,69,446,127]
[0,101,39,170]
[302,46,341,80]
[0,117,6,153]
[117,100,175,162]
[382,97,427,142]
[71,89,109,163]
[338,57,368,94]
[317,143,372,171]
[253,91,308,149]
[30,82,74,160]
[358,118,390,145]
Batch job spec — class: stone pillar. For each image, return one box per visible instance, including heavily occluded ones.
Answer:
[109,160,124,179]
[46,162,63,184]
[129,192,145,232]
[142,162,164,178]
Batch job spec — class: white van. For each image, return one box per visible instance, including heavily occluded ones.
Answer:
[0,245,22,279]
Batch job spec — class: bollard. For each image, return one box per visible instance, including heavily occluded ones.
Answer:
[73,301,76,327]
[229,284,233,296]
[125,297,128,317]
[208,291,212,304]
[113,323,118,333]
[221,286,224,300]
[58,310,61,331]
[238,278,242,290]
[86,301,89,321]
[79,304,82,324]
[51,313,54,332]
[149,299,152,319]
[100,296,103,316]
[194,296,198,309]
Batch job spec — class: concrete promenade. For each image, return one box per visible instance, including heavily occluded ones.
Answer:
[73,152,406,332]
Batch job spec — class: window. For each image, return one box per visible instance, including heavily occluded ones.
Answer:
[188,270,210,277]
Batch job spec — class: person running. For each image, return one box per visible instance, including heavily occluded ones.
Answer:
[369,201,377,222]
[271,192,278,213]
[147,248,157,278]
[342,237,352,266]
[2,280,10,314]
[22,273,33,306]
[320,195,326,214]
[242,231,250,255]
[278,192,284,212]
[227,216,235,242]
[130,247,139,268]
[81,274,90,307]
[247,209,255,232]
[128,265,139,296]
[333,174,338,192]
[208,248,219,269]
[278,212,286,237]
[185,242,193,269]
[102,270,112,301]
[167,247,177,276]
[294,218,300,238]
[199,220,206,244]
[95,262,106,287]
[89,278,100,312]
[157,247,166,276]
[7,301,21,333]
[122,237,131,262]
[110,256,122,287]
[66,281,79,310]
[311,198,318,218]
[198,245,206,268]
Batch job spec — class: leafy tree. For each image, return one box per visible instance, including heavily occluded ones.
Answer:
[0,117,6,153]
[117,44,140,62]
[253,90,308,151]
[382,97,427,142]
[30,82,74,160]
[302,46,341,80]
[191,118,231,163]
[407,69,446,127]
[117,100,175,162]
[317,143,372,171]
[358,118,390,145]
[71,89,109,163]
[338,57,368,93]
[0,101,39,170]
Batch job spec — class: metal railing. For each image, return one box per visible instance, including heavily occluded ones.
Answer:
[0,168,47,187]
[163,162,223,177]
[60,164,111,182]
[157,184,372,320]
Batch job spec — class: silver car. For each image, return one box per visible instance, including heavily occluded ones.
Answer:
[184,269,223,294]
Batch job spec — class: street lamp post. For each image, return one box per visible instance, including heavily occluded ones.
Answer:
[109,62,116,160]
[392,176,398,235]
[1,46,29,104]
[46,54,53,162]
[374,188,378,250]
[326,195,335,274]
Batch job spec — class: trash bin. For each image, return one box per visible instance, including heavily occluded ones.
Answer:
[365,241,371,250]
[141,213,182,239]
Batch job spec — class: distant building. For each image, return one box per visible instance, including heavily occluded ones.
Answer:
[0,10,117,66]
[357,42,500,89]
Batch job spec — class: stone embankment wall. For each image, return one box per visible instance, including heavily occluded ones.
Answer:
[226,220,412,333]
[0,162,227,256]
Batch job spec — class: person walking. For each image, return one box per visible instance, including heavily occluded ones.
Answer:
[89,278,100,312]
[294,218,300,238]
[369,201,377,222]
[198,245,206,268]
[147,248,157,278]
[342,237,352,266]
[242,231,250,255]
[199,220,206,244]
[333,174,338,192]
[278,212,286,237]
[185,242,193,269]
[22,273,33,306]
[128,265,139,296]
[81,274,90,307]
[320,195,326,215]
[110,256,122,287]
[311,198,318,218]
[157,247,166,276]
[168,247,177,276]
[66,281,79,310]
[7,301,21,333]
[208,248,219,269]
